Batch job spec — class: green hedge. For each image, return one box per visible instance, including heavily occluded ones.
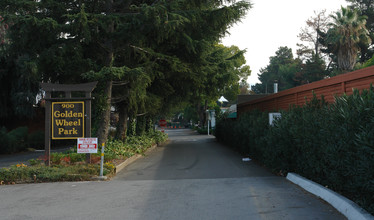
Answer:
[215,88,374,215]
[0,127,45,154]
[0,126,29,154]
[104,130,168,159]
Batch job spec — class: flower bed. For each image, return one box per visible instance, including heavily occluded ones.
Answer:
[0,130,168,184]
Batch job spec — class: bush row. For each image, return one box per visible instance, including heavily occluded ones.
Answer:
[215,88,374,215]
[104,130,168,160]
[36,130,168,165]
[0,127,44,154]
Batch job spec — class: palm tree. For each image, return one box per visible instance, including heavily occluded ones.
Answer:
[326,6,371,71]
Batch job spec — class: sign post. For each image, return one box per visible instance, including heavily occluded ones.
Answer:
[99,143,105,178]
[159,119,167,133]
[40,82,97,166]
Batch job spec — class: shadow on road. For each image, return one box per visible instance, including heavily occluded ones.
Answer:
[114,128,345,220]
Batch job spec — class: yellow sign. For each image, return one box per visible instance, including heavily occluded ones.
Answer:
[52,102,84,139]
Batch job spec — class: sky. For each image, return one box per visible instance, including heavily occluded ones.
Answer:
[221,0,348,86]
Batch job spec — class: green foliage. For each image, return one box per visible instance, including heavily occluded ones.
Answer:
[320,6,371,71]
[252,47,303,94]
[300,54,327,83]
[0,126,28,154]
[27,130,44,150]
[362,54,374,68]
[0,164,112,183]
[347,0,374,62]
[254,43,328,94]
[0,127,44,153]
[182,105,199,125]
[49,152,86,165]
[136,116,147,136]
[215,88,374,215]
[146,130,168,145]
[127,118,137,137]
[105,130,167,159]
[215,110,268,157]
[197,127,215,135]
[0,1,252,143]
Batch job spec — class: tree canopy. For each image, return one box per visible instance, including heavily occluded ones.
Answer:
[0,0,252,142]
[346,0,374,62]
[252,47,300,94]
[253,4,374,95]
[297,10,330,60]
[322,6,371,71]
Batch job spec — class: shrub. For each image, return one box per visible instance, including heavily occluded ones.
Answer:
[197,127,215,135]
[0,164,116,184]
[215,110,268,157]
[103,130,167,159]
[215,88,374,215]
[48,152,86,165]
[0,127,10,154]
[0,127,28,154]
[27,131,44,150]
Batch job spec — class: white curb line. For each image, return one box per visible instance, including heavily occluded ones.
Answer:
[286,173,374,220]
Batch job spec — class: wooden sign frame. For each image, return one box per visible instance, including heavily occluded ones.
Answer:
[40,82,97,166]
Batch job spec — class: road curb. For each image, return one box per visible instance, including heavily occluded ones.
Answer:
[115,143,159,174]
[286,172,374,220]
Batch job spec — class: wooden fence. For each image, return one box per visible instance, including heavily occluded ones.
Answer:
[238,65,374,116]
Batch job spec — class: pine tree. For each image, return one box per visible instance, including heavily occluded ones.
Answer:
[0,0,251,143]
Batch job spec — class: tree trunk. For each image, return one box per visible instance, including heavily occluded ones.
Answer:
[136,115,146,136]
[97,80,113,144]
[338,46,357,71]
[116,101,128,141]
[96,0,114,144]
[196,100,207,127]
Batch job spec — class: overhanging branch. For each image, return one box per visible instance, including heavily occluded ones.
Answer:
[112,81,130,86]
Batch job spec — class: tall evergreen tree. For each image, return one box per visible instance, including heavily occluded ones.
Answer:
[252,46,297,94]
[189,44,250,126]
[0,0,251,144]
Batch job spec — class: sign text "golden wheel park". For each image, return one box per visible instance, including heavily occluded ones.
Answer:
[52,102,84,139]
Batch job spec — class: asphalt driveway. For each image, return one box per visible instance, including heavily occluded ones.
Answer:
[0,129,346,219]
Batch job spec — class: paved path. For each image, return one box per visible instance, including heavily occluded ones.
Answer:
[0,129,346,219]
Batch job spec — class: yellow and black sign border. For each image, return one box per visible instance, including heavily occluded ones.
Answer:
[52,101,85,140]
